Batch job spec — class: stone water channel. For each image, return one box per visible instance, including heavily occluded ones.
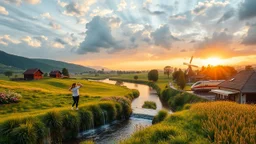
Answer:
[70,79,172,144]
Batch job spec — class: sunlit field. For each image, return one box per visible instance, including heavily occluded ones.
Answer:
[0,78,131,122]
[121,102,256,144]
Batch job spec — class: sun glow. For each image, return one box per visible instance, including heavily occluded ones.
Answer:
[204,57,223,66]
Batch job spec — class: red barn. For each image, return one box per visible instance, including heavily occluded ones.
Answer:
[23,68,43,80]
[49,70,62,78]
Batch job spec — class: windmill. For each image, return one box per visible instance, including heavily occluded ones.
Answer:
[183,56,199,82]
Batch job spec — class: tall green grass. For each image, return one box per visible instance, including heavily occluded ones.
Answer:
[161,88,207,111]
[0,97,130,144]
[152,110,168,124]
[142,101,157,110]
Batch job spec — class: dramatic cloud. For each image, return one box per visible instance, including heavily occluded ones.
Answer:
[21,36,41,47]
[151,25,179,49]
[117,0,127,11]
[242,24,256,45]
[77,16,119,54]
[40,12,52,19]
[90,8,113,17]
[143,7,165,15]
[0,35,20,46]
[63,0,95,17]
[49,21,61,30]
[239,0,256,20]
[192,1,229,15]
[217,8,235,24]
[57,0,67,7]
[4,0,40,5]
[0,6,8,15]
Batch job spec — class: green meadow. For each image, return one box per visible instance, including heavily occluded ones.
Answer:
[0,78,132,122]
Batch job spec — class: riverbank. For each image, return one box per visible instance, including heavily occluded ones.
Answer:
[121,101,256,144]
[0,97,132,144]
[109,76,207,111]
[0,78,140,143]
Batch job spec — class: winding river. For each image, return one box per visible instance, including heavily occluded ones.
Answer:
[73,79,171,144]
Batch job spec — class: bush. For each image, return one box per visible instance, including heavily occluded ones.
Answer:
[148,69,159,82]
[99,102,117,122]
[43,111,63,144]
[152,110,168,124]
[78,109,93,131]
[161,88,180,102]
[10,123,37,144]
[142,101,157,110]
[101,96,132,119]
[131,89,140,98]
[62,111,80,140]
[0,91,22,104]
[134,75,138,80]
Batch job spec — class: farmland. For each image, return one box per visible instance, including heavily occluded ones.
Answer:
[0,78,132,122]
[121,101,256,144]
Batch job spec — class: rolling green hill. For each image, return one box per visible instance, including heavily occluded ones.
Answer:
[0,50,95,73]
[34,59,95,73]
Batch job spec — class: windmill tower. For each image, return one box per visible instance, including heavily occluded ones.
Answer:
[183,56,198,82]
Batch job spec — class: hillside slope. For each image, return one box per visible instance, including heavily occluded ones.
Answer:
[0,50,56,72]
[0,50,95,73]
[34,59,95,73]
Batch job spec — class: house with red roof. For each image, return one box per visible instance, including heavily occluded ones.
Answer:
[212,69,256,104]
[23,68,43,80]
[49,70,62,78]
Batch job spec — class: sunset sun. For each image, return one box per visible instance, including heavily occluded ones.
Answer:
[204,57,223,66]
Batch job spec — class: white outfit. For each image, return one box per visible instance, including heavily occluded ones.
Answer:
[71,86,81,96]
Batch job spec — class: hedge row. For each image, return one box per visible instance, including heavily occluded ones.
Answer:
[0,97,132,144]
[161,88,208,111]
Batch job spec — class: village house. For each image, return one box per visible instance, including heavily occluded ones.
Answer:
[49,70,62,78]
[23,68,44,80]
[211,69,256,104]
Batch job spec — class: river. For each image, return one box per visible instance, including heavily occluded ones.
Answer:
[74,79,171,144]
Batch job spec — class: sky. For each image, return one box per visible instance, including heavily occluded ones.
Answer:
[0,0,255,70]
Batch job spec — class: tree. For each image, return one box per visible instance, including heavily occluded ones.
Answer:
[62,68,69,77]
[134,75,138,80]
[44,73,48,77]
[148,69,158,82]
[4,71,13,78]
[177,70,186,90]
[164,66,172,78]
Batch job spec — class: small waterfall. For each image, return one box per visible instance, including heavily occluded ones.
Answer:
[101,110,108,125]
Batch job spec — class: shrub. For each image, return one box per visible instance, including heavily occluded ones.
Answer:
[62,111,80,140]
[161,88,179,101]
[142,101,157,110]
[78,109,94,131]
[134,75,138,80]
[88,105,105,127]
[152,110,168,124]
[43,111,63,144]
[99,102,117,122]
[148,69,159,82]
[0,91,22,104]
[131,89,140,98]
[9,123,37,144]
[101,96,132,119]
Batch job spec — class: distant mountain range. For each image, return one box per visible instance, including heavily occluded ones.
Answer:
[89,66,112,71]
[0,50,95,73]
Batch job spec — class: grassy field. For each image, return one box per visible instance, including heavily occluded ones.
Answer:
[122,101,256,144]
[0,78,132,122]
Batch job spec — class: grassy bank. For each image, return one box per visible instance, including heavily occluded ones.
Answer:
[0,78,133,122]
[0,97,132,144]
[121,101,256,144]
[161,88,207,111]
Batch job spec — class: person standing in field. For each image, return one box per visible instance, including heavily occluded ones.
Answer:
[69,83,83,110]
